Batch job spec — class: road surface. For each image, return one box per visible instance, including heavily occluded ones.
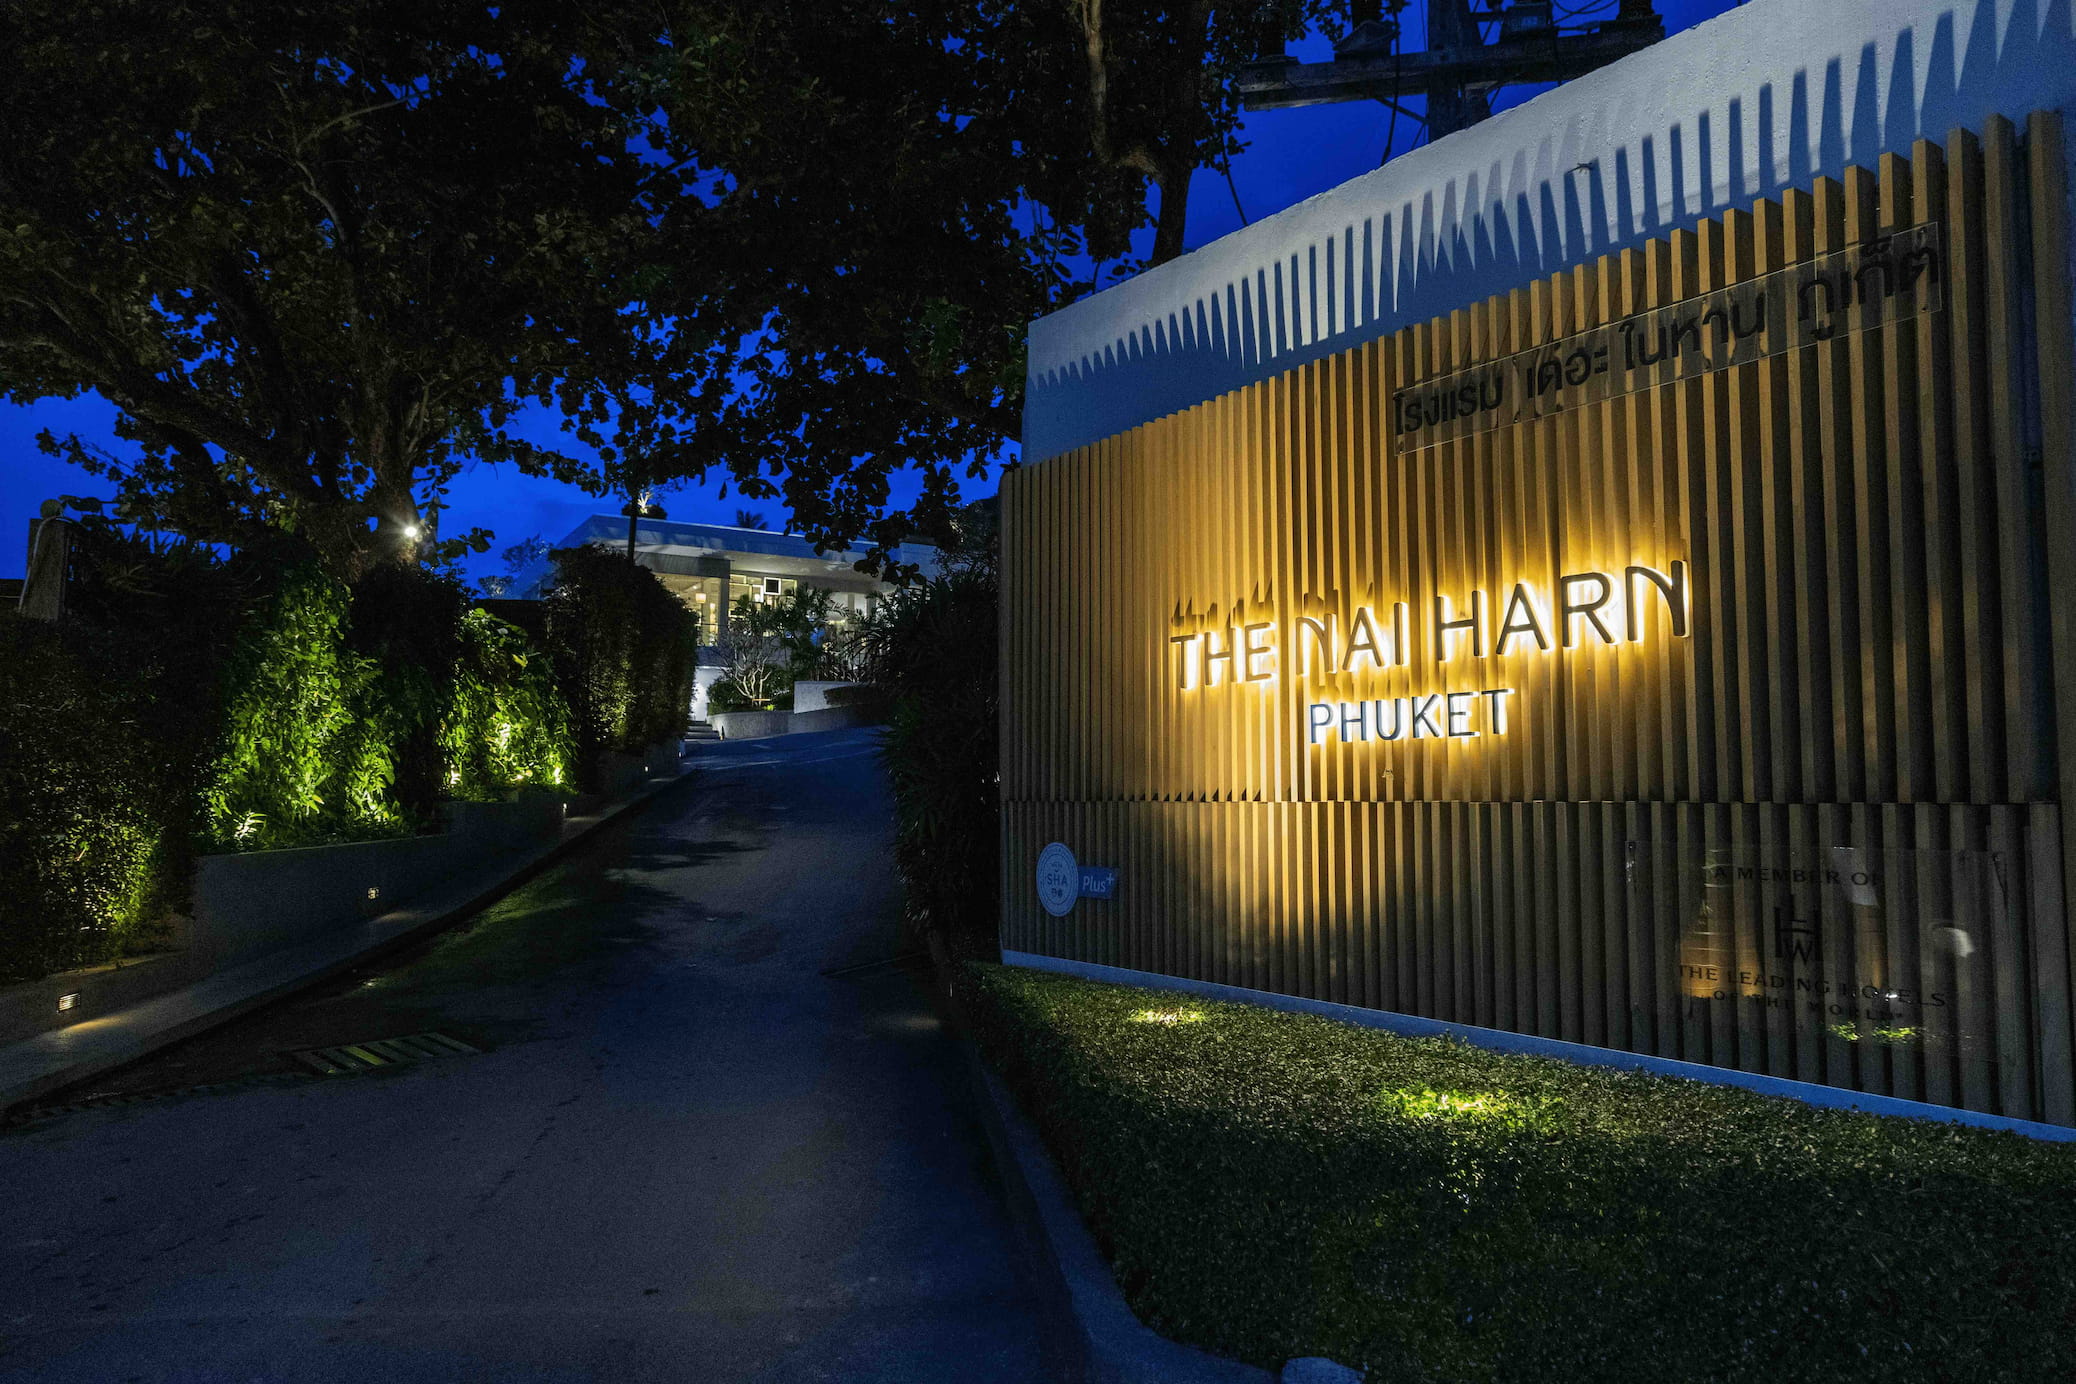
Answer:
[0,729,1047,1383]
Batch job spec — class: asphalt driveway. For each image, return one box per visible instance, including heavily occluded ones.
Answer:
[0,728,1047,1383]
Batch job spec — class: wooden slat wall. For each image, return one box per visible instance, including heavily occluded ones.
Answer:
[999,114,2076,1126]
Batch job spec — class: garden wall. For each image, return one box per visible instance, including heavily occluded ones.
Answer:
[711,706,871,740]
[187,793,566,969]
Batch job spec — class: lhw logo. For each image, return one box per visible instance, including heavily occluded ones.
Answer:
[1773,902,1820,964]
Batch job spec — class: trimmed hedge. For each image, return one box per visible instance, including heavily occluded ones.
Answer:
[856,566,998,956]
[443,609,575,799]
[540,544,696,786]
[202,563,405,849]
[964,963,2076,1383]
[2,538,587,982]
[0,614,174,981]
[202,562,574,851]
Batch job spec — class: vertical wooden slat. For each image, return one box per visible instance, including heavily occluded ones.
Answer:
[2026,110,2076,1124]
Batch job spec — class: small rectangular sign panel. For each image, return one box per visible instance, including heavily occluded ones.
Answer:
[1391,222,1944,450]
[1078,867,1117,900]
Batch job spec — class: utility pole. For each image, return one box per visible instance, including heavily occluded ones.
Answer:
[1241,0,1663,144]
[1425,0,1488,140]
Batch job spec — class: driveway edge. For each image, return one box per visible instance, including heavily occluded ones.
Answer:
[958,1041,1273,1384]
[0,761,700,1115]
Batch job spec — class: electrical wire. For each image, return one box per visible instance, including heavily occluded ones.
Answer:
[1223,161,1249,226]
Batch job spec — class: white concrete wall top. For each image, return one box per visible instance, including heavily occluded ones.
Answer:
[1023,0,2076,461]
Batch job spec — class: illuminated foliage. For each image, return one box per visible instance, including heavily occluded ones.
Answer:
[0,614,168,981]
[966,964,2076,1382]
[203,563,581,850]
[442,611,576,800]
[540,545,697,786]
[201,564,402,849]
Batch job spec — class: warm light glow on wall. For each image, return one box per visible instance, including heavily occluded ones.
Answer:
[1165,560,1687,747]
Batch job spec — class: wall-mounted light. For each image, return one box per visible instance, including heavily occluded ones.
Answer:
[56,992,79,1013]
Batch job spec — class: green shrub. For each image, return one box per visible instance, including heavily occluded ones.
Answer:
[706,678,754,714]
[964,963,2076,1383]
[201,562,404,850]
[541,544,696,786]
[346,562,467,821]
[1,530,592,981]
[856,565,998,956]
[0,613,173,981]
[442,610,576,799]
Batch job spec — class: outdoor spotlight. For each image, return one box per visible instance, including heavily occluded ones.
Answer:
[401,524,422,540]
[56,992,79,1012]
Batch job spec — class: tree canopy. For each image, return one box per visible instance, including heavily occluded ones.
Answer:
[0,0,700,574]
[626,0,1347,565]
[1,0,1351,574]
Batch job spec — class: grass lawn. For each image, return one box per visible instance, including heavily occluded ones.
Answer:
[962,963,2076,1383]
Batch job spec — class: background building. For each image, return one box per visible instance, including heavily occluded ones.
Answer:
[516,515,935,716]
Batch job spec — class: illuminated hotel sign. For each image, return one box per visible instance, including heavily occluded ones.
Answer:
[1392,224,1943,449]
[1167,560,1689,745]
[1008,110,2076,1130]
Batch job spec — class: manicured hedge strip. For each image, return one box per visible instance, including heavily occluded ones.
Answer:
[962,963,2076,1383]
[0,614,175,982]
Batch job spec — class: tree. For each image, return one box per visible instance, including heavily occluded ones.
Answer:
[713,611,788,707]
[0,0,697,576]
[733,509,770,531]
[475,534,550,598]
[1041,0,1334,265]
[609,0,1350,567]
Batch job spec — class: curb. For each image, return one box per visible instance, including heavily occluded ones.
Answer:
[958,1041,1273,1384]
[0,760,702,1115]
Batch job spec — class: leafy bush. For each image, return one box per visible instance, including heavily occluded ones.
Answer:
[346,562,467,821]
[442,610,575,799]
[0,613,174,980]
[205,562,578,847]
[540,544,696,785]
[201,563,404,850]
[706,679,792,714]
[855,563,998,956]
[964,963,2076,1383]
[705,678,755,714]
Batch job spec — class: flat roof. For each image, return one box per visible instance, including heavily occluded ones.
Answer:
[512,515,927,597]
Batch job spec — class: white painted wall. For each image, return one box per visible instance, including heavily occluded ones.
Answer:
[1023,0,2076,460]
[792,680,857,714]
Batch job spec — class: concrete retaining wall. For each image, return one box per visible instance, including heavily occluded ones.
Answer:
[792,681,857,713]
[710,705,869,740]
[188,791,574,970]
[0,952,193,1046]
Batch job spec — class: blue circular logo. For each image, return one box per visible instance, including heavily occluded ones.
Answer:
[1036,842,1079,918]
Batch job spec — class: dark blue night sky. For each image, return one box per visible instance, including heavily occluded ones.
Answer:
[0,1,1740,582]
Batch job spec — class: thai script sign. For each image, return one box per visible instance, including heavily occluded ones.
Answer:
[1392,223,1944,449]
